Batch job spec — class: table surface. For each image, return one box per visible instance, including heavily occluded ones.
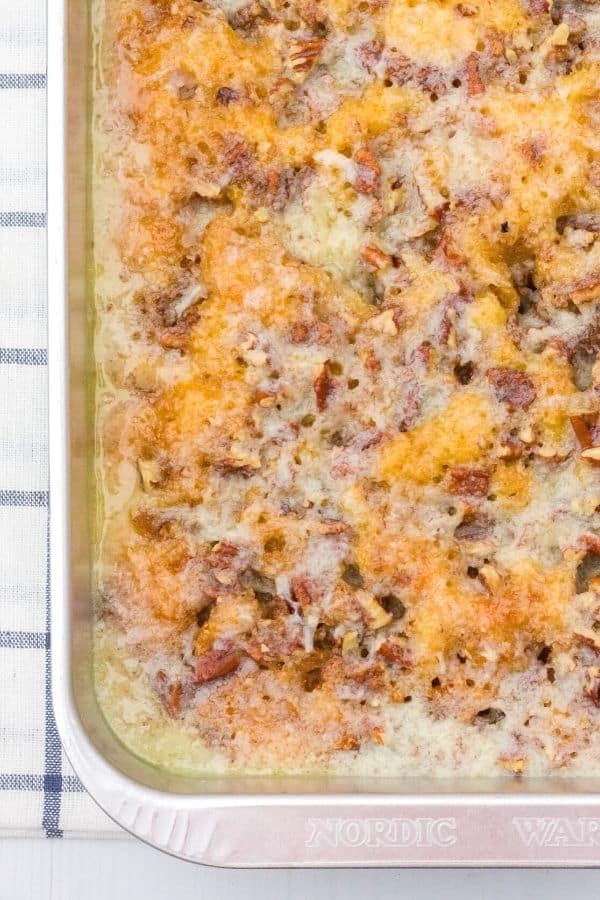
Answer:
[3,837,600,899]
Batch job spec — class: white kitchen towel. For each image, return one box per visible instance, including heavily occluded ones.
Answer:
[0,0,118,836]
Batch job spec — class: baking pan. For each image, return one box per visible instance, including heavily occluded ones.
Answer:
[47,0,600,866]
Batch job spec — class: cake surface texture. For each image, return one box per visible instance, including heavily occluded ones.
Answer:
[94,0,600,776]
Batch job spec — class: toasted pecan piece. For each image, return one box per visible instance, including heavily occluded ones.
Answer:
[314,361,334,411]
[487,366,536,409]
[378,639,411,667]
[581,446,600,466]
[447,465,490,498]
[309,517,352,535]
[571,275,600,305]
[585,667,600,707]
[360,244,392,271]
[159,327,191,351]
[496,436,525,460]
[288,38,324,81]
[557,213,600,234]
[216,86,239,106]
[291,576,317,611]
[570,414,596,449]
[156,671,183,717]
[206,541,239,568]
[354,148,381,195]
[356,38,384,74]
[465,52,485,97]
[193,648,244,684]
[290,321,310,344]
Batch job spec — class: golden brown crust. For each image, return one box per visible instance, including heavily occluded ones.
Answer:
[95,0,600,774]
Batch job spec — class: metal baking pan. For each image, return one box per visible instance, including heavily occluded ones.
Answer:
[47,0,600,867]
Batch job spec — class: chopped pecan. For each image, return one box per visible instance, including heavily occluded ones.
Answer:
[399,383,422,433]
[291,321,310,344]
[156,671,183,717]
[354,590,392,630]
[475,707,505,725]
[219,451,261,473]
[465,52,485,97]
[380,593,406,619]
[254,389,276,408]
[559,13,586,38]
[437,303,458,347]
[456,2,477,14]
[178,83,197,101]
[371,725,386,746]
[335,732,360,751]
[296,0,329,26]
[487,366,536,409]
[345,661,387,690]
[576,630,600,652]
[585,667,600,707]
[356,38,384,74]
[158,301,202,351]
[354,148,381,195]
[364,349,382,373]
[302,667,323,692]
[496,434,525,460]
[223,134,253,182]
[527,0,550,13]
[172,68,198,101]
[240,567,276,595]
[291,576,316,611]
[577,533,600,555]
[355,428,384,450]
[271,166,315,213]
[360,244,391,271]
[454,360,474,384]
[341,564,364,588]
[535,445,570,463]
[570,414,596,449]
[520,138,545,167]
[435,231,468,269]
[288,38,324,81]
[570,274,600,305]
[206,541,239,568]
[158,329,186,351]
[309,517,352,535]
[378,640,410,666]
[229,1,262,31]
[447,465,490,498]
[410,342,434,372]
[130,508,167,539]
[193,648,244,684]
[216,86,239,106]
[367,198,384,226]
[264,168,280,203]
[581,446,600,466]
[385,51,447,94]
[314,361,334,411]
